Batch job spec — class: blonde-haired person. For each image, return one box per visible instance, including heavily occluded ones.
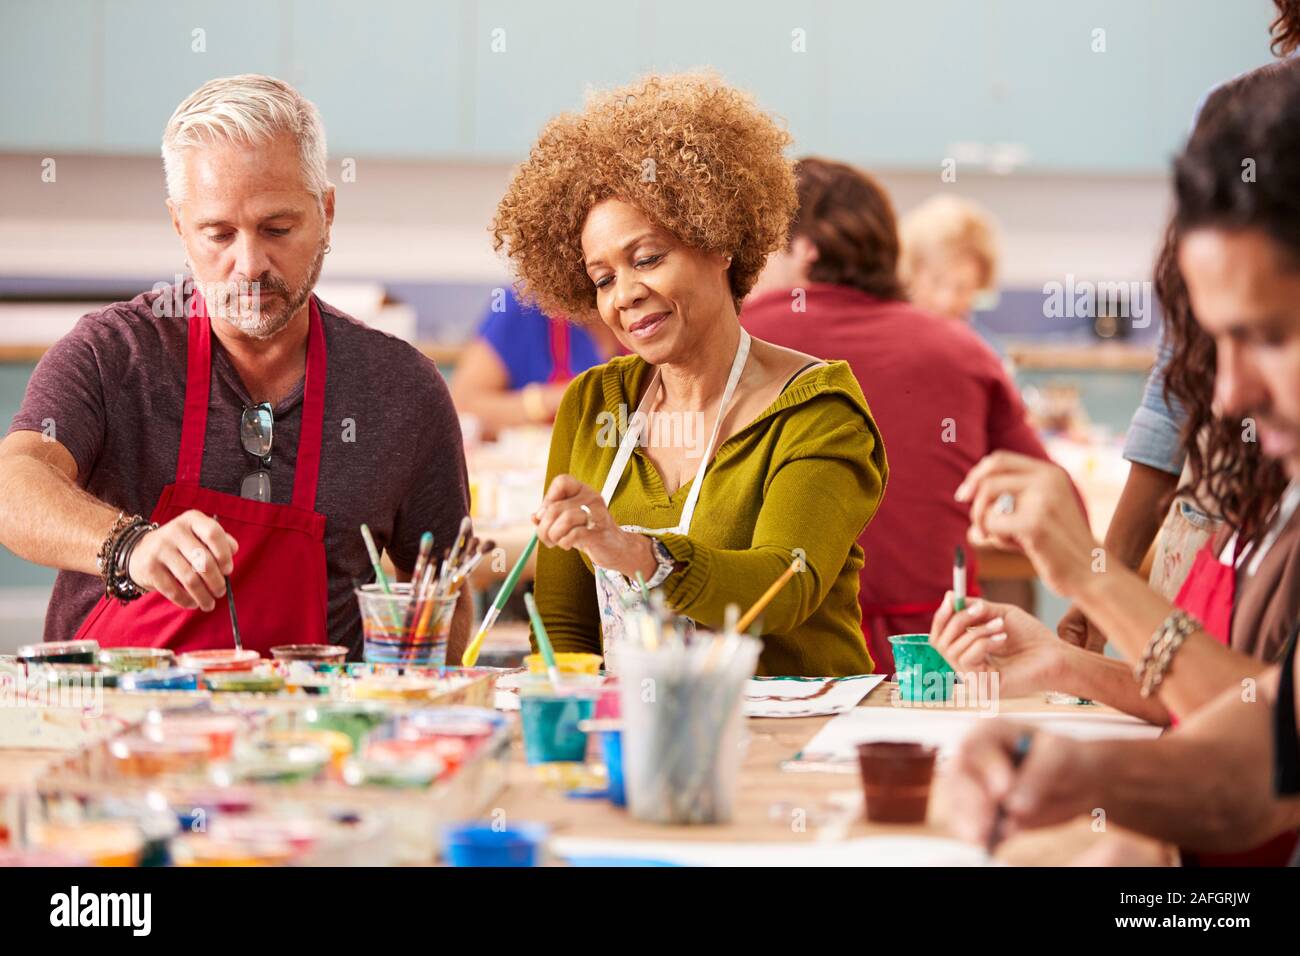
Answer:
[0,74,473,659]
[495,73,888,677]
[899,195,1000,322]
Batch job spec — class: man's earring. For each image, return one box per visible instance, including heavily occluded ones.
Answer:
[324,243,332,254]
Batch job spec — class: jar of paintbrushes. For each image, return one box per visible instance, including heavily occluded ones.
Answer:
[618,603,761,825]
[356,519,492,669]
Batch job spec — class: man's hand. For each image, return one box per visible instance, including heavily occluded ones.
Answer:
[128,510,238,612]
[947,721,1099,846]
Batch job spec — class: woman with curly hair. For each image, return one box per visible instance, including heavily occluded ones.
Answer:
[1058,0,1300,651]
[493,73,888,677]
[926,59,1300,722]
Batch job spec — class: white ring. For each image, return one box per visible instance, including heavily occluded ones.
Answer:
[994,493,1016,515]
[579,504,595,530]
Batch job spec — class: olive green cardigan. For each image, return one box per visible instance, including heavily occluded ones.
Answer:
[533,354,888,676]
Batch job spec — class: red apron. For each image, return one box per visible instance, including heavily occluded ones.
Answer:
[860,554,983,675]
[1173,538,1299,866]
[546,318,572,384]
[1171,541,1234,646]
[74,292,329,654]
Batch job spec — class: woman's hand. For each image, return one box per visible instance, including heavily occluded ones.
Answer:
[955,452,1098,599]
[929,593,1066,698]
[532,474,656,578]
[1056,603,1108,653]
[946,721,1101,846]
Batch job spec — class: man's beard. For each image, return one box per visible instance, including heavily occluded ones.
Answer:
[201,241,326,340]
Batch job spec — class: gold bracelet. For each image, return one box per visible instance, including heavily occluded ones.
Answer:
[1135,609,1200,697]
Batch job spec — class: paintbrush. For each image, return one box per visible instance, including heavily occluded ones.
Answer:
[736,557,802,632]
[438,516,473,592]
[400,532,436,633]
[953,545,967,612]
[986,732,1033,858]
[226,577,243,651]
[409,532,435,594]
[635,571,659,649]
[409,561,438,638]
[461,531,539,666]
[524,591,563,690]
[703,602,741,671]
[360,524,392,594]
[448,540,494,592]
[210,515,242,651]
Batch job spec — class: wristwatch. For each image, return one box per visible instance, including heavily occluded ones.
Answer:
[643,538,676,589]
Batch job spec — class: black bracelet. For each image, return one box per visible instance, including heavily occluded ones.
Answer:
[108,520,156,603]
[100,514,145,600]
[115,522,153,601]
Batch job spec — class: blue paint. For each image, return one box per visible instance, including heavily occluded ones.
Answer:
[442,823,547,867]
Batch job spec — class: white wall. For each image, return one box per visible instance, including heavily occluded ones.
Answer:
[0,152,1172,290]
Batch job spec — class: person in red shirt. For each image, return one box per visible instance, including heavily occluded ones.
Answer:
[743,157,1061,674]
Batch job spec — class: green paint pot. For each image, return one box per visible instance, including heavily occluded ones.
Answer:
[299,702,391,752]
[888,634,955,703]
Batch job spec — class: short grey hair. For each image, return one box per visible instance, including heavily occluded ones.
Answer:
[162,74,328,202]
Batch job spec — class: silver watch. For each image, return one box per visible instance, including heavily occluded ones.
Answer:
[643,538,676,589]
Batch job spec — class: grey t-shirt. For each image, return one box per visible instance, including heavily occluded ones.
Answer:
[8,285,469,654]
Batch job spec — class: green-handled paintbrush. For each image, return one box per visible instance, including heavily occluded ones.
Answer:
[523,591,562,689]
[460,531,538,667]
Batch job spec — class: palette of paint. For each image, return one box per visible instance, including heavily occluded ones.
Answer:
[11,791,396,867]
[4,639,514,716]
[28,702,511,864]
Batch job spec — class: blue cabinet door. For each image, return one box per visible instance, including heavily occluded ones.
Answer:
[100,0,286,152]
[820,0,1000,170]
[468,0,649,158]
[287,0,465,158]
[643,0,830,154]
[989,0,1274,173]
[0,0,100,151]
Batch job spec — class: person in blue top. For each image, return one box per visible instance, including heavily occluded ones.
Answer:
[450,287,618,437]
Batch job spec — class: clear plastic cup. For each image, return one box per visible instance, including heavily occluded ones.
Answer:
[617,635,761,825]
[356,583,457,669]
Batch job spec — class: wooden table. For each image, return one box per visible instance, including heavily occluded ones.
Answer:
[0,681,1166,865]
[496,680,1167,866]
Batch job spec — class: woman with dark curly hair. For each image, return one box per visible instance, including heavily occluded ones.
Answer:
[493,73,888,677]
[928,57,1300,714]
[1058,0,1300,651]
[945,57,1300,864]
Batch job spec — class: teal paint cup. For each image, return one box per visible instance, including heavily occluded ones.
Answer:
[519,692,595,764]
[888,634,955,703]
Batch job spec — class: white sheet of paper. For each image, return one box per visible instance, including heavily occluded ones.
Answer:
[552,835,991,867]
[743,674,885,718]
[795,705,1163,765]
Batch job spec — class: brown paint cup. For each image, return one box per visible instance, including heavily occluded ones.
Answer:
[856,741,938,824]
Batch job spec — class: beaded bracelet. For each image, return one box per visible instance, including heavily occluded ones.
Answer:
[96,511,135,580]
[1135,608,1200,698]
